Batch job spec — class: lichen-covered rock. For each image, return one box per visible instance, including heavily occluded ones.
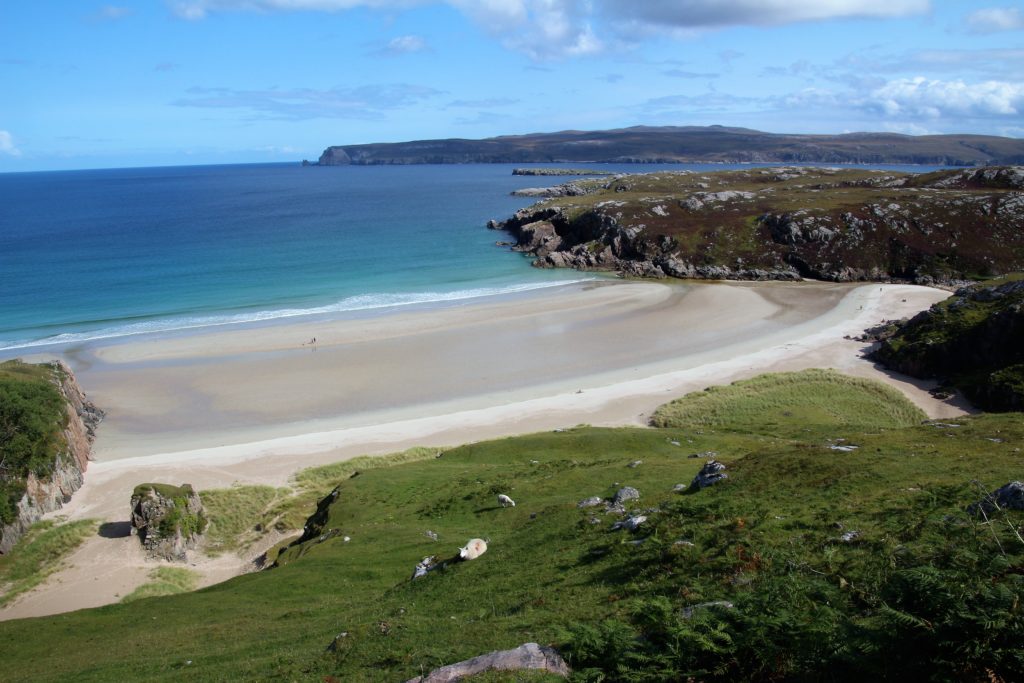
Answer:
[968,481,1024,517]
[612,486,640,505]
[691,460,728,490]
[404,642,570,682]
[130,483,207,561]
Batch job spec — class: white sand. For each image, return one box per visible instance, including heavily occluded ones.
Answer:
[0,279,965,621]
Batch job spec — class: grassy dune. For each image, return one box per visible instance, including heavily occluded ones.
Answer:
[651,368,927,438]
[0,373,1020,681]
[0,518,97,607]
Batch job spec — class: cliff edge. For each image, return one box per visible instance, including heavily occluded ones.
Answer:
[0,361,103,554]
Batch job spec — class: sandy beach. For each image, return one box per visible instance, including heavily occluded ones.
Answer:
[0,278,968,621]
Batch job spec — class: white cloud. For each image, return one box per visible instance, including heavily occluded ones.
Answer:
[167,0,930,59]
[0,130,21,156]
[866,77,1024,118]
[449,0,603,60]
[966,7,1024,34]
[173,83,443,119]
[170,0,424,20]
[600,0,930,28]
[96,5,134,20]
[382,35,429,54]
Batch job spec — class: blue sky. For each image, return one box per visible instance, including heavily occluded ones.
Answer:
[1,0,1022,171]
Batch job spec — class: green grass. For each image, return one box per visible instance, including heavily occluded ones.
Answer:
[650,369,927,438]
[199,447,444,557]
[121,567,199,604]
[0,518,98,607]
[0,373,1020,681]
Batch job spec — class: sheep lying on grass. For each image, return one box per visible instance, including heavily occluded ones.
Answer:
[497,493,516,508]
[459,538,488,560]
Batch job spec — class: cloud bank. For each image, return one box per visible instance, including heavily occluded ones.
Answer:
[0,130,21,156]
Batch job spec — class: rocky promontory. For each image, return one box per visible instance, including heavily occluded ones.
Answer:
[489,166,1024,284]
[0,361,103,554]
[312,126,1024,166]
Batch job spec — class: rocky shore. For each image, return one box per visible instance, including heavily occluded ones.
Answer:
[489,166,1024,285]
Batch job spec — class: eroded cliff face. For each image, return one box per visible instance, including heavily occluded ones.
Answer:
[0,362,103,554]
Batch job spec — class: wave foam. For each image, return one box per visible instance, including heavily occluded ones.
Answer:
[0,279,593,352]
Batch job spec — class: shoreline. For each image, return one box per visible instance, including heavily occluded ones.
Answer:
[0,279,966,621]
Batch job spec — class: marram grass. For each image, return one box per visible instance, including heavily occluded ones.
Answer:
[650,368,927,438]
[0,518,97,607]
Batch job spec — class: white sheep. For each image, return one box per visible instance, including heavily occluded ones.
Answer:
[459,538,488,561]
[497,493,516,508]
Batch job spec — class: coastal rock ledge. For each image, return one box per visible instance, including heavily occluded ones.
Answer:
[489,166,1024,284]
[0,361,103,555]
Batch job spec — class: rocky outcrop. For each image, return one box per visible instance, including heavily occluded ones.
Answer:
[871,278,1024,411]
[404,642,570,682]
[130,484,207,561]
[0,361,103,555]
[691,460,728,490]
[489,166,1024,284]
[969,481,1024,516]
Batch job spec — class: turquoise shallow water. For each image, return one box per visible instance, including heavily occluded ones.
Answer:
[0,161,941,351]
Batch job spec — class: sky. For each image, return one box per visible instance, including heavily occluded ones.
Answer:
[1,0,1023,171]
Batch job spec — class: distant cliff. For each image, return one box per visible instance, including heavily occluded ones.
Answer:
[312,126,1024,167]
[488,166,1024,285]
[0,361,103,554]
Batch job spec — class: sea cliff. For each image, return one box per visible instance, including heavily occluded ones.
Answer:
[0,361,102,554]
[311,126,1024,167]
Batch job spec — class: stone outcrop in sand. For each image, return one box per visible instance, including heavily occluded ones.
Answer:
[0,361,103,554]
[130,483,207,561]
[403,642,570,682]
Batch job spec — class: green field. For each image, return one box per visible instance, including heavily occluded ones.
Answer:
[0,371,1021,681]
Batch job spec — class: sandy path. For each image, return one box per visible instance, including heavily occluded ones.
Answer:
[0,280,962,621]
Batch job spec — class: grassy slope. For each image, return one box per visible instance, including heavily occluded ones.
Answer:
[0,374,1020,681]
[0,519,98,607]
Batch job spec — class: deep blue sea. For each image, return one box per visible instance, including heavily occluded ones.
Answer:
[0,161,941,351]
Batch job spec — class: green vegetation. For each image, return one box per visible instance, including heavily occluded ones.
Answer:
[200,447,441,556]
[121,567,199,604]
[0,361,68,526]
[502,166,1024,283]
[133,483,209,539]
[872,275,1024,411]
[651,369,927,438]
[0,518,97,606]
[0,373,1021,681]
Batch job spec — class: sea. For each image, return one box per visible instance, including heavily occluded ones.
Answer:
[0,161,942,352]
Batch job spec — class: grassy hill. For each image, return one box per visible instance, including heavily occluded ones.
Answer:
[314,126,1024,166]
[0,371,1021,681]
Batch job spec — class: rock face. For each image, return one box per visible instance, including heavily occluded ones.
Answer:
[130,484,207,561]
[871,278,1024,411]
[0,361,103,555]
[691,460,728,490]
[404,642,570,682]
[490,166,1024,285]
[969,481,1024,516]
